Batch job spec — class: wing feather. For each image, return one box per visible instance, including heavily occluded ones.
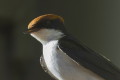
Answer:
[58,36,120,80]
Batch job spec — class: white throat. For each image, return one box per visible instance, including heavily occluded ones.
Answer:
[30,29,64,45]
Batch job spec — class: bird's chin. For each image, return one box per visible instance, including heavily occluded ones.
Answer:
[30,32,48,45]
[30,29,64,45]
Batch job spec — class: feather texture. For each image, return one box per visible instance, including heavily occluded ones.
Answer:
[58,36,120,80]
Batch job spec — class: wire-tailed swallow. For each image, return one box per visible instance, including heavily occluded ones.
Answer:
[26,14,120,80]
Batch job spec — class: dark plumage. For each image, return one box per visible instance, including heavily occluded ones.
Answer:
[58,36,120,80]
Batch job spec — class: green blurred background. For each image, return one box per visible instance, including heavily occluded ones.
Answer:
[0,0,120,80]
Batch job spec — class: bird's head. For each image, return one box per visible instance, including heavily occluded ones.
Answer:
[26,14,66,44]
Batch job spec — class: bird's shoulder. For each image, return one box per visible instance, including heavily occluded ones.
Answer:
[58,35,120,80]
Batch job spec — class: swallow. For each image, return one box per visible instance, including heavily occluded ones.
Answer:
[26,14,120,80]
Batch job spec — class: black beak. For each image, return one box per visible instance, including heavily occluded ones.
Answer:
[23,28,40,34]
[23,30,32,34]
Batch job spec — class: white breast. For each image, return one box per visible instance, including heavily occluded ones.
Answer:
[43,40,105,80]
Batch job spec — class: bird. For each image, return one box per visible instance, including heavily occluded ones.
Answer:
[25,14,120,80]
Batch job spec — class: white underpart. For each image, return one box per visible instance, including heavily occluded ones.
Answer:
[31,29,105,80]
[31,29,64,44]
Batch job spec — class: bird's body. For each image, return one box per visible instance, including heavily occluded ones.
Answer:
[42,39,104,80]
[26,14,120,80]
[31,29,104,80]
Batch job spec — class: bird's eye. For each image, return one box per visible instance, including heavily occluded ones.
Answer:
[46,20,51,25]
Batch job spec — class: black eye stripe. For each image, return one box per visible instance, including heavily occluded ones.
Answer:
[26,18,65,34]
[46,20,51,24]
